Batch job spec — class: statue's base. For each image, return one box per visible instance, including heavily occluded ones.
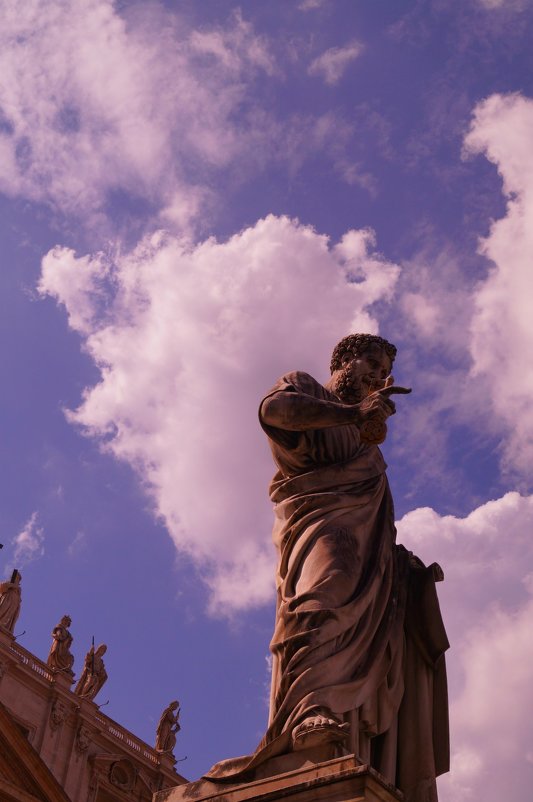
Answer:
[153,752,403,802]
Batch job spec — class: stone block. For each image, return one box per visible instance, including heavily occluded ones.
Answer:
[153,754,403,802]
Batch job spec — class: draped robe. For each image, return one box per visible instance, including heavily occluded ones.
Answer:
[206,372,449,802]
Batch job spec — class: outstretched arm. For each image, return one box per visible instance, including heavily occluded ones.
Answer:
[261,386,408,432]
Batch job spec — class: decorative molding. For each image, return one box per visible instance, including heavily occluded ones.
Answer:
[49,698,68,731]
[75,724,91,754]
[109,758,137,793]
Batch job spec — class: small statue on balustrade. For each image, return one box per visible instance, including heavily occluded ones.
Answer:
[75,643,108,701]
[155,700,181,754]
[47,615,74,674]
[0,569,21,633]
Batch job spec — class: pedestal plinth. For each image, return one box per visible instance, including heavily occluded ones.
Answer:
[153,754,403,802]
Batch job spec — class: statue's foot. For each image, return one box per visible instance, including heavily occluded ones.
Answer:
[291,713,350,752]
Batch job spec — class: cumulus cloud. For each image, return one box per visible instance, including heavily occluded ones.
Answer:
[397,492,533,801]
[0,1,275,224]
[11,512,45,567]
[464,93,533,481]
[308,41,363,86]
[39,215,400,614]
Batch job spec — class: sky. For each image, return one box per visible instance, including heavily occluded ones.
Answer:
[1,0,532,798]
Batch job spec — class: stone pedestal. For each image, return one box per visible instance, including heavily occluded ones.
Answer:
[153,754,403,802]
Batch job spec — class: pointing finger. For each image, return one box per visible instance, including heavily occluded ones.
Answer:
[377,385,412,397]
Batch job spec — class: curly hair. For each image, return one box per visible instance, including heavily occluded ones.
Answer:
[330,333,397,374]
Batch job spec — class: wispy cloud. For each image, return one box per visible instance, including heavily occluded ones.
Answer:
[308,40,363,86]
[39,216,400,615]
[0,2,276,228]
[298,0,326,9]
[12,512,45,567]
[67,530,86,557]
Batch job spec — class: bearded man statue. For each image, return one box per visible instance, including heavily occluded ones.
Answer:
[207,334,449,802]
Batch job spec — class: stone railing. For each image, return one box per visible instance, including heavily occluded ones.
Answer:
[9,641,54,683]
[6,639,160,767]
[94,712,159,765]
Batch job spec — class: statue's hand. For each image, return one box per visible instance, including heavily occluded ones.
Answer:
[355,385,411,445]
[356,389,398,422]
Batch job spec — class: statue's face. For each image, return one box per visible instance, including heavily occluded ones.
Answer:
[333,344,392,404]
[345,344,392,384]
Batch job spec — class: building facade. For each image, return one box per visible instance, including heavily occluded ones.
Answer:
[0,627,186,802]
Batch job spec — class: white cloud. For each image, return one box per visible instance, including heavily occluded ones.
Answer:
[477,0,526,8]
[397,492,533,802]
[12,512,45,567]
[463,93,533,480]
[39,215,400,615]
[308,41,363,86]
[400,291,439,338]
[0,1,275,224]
[190,16,276,76]
[299,0,326,9]
[67,530,87,557]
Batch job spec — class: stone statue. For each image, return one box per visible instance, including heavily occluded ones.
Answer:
[155,700,180,753]
[74,643,108,701]
[47,615,74,673]
[206,334,449,802]
[0,569,21,633]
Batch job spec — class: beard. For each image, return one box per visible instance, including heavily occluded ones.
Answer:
[331,365,372,405]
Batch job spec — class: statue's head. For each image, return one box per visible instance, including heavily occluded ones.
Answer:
[61,615,72,627]
[328,333,396,405]
[170,700,179,710]
[330,333,396,374]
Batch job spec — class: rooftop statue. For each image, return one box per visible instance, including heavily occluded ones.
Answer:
[206,334,449,802]
[47,615,74,674]
[74,643,108,701]
[156,700,181,754]
[0,569,21,633]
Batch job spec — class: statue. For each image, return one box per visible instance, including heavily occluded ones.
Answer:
[155,700,181,753]
[0,569,21,633]
[47,615,74,673]
[74,643,108,701]
[206,334,449,802]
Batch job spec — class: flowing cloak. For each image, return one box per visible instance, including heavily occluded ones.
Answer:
[206,372,449,802]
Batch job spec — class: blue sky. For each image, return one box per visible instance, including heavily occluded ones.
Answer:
[1,0,533,798]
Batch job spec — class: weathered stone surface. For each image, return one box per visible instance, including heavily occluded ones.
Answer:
[154,754,403,802]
